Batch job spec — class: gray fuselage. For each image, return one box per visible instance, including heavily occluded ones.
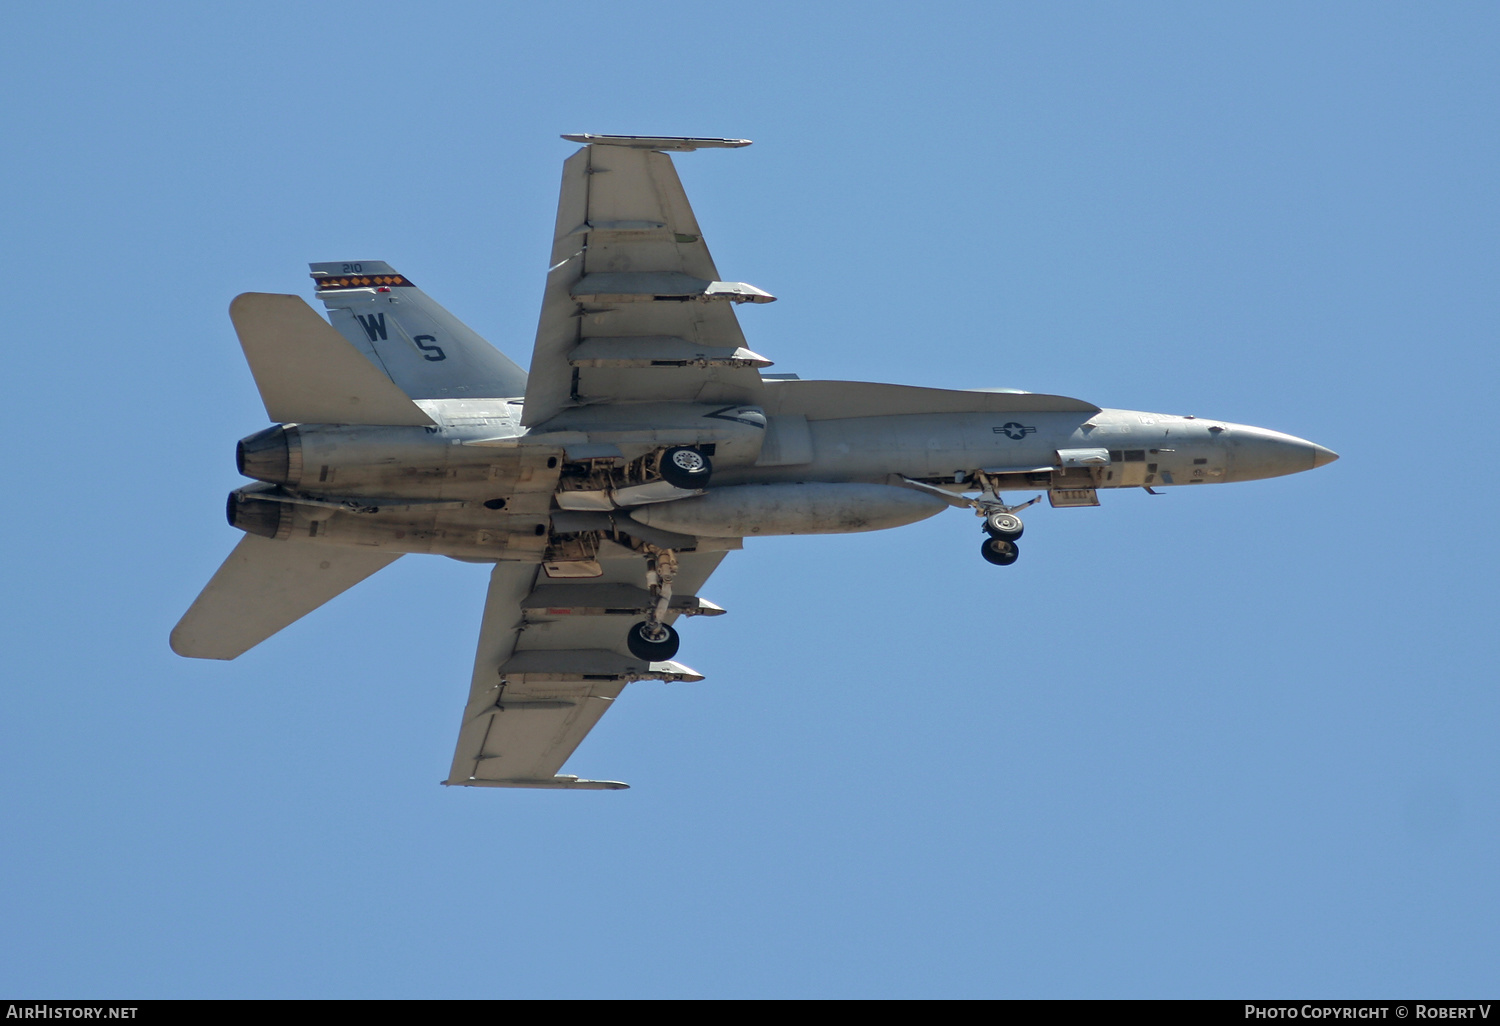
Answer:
[226,388,1335,561]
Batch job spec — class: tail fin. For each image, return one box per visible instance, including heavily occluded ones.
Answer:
[310,261,528,400]
[230,293,434,427]
[171,535,402,660]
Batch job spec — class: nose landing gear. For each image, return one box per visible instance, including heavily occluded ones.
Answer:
[980,537,1020,565]
[973,488,1039,568]
[984,511,1024,540]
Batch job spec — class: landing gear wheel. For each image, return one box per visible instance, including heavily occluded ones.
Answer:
[658,447,713,490]
[984,512,1024,540]
[627,620,680,661]
[980,537,1020,566]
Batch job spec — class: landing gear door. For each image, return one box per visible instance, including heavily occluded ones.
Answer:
[1051,448,1107,507]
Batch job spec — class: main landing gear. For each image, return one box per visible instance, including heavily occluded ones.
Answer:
[627,619,680,661]
[627,548,682,661]
[659,446,713,490]
[624,446,711,661]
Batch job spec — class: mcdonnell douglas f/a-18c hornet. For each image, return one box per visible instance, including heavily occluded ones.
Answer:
[172,134,1338,790]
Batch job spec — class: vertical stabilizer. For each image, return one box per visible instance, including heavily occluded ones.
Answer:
[230,293,435,427]
[311,261,528,400]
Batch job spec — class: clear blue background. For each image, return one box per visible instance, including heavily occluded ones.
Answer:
[2,1,1495,998]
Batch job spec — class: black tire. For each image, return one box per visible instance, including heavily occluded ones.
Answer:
[658,447,712,490]
[627,620,680,661]
[984,512,1024,540]
[980,537,1020,566]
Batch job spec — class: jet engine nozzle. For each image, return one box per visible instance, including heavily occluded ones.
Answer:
[236,425,303,486]
[225,490,293,540]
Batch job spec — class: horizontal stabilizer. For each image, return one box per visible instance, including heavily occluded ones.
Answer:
[171,534,402,660]
[229,293,434,426]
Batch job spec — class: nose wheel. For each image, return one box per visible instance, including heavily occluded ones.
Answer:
[980,514,1023,566]
[984,511,1024,540]
[980,537,1020,566]
[970,490,1038,566]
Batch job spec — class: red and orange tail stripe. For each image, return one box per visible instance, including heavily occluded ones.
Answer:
[312,273,416,290]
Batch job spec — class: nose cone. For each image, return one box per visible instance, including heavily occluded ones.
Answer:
[1224,425,1338,482]
[1311,443,1339,468]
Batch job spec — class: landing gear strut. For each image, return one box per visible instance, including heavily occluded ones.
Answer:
[627,549,681,661]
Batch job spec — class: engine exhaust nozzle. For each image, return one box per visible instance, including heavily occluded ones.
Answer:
[236,425,303,486]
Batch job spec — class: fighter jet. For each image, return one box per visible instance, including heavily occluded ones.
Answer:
[172,133,1338,790]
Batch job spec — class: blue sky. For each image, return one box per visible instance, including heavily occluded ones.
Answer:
[2,1,1496,998]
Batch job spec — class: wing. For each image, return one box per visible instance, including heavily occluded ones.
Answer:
[521,134,776,428]
[443,549,728,790]
[171,534,403,660]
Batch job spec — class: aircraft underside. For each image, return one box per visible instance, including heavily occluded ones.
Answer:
[173,134,1336,789]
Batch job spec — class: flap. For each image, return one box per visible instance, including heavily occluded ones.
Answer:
[571,272,775,303]
[568,337,771,369]
[444,551,730,789]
